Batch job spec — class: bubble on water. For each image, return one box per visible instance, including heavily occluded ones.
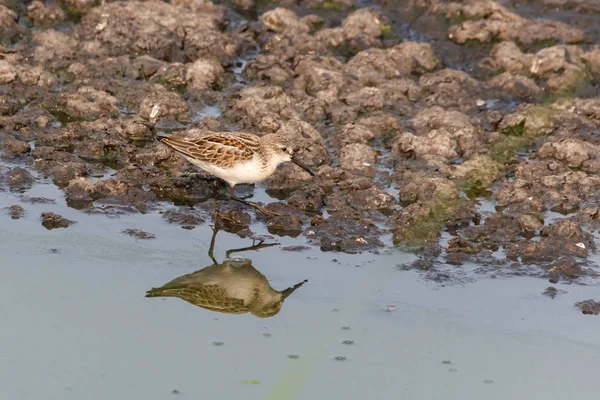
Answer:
[229,256,247,267]
[334,356,347,361]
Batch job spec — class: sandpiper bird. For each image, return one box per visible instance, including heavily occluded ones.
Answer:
[146,258,308,317]
[158,132,315,216]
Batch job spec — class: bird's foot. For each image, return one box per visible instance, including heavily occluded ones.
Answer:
[214,210,244,225]
[230,196,280,217]
[214,211,226,223]
[249,202,281,217]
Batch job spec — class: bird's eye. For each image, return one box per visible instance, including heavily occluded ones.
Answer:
[281,147,287,152]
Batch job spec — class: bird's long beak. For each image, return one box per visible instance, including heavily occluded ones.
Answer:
[291,156,315,176]
[281,279,308,299]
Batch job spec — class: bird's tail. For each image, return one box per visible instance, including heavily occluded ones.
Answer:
[146,286,188,298]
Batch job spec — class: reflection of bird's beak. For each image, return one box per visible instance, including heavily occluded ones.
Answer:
[291,156,315,176]
[281,279,308,299]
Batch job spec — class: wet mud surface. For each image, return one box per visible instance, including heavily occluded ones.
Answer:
[1,0,600,307]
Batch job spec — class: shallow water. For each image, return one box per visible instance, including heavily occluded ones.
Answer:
[3,0,600,397]
[2,179,600,400]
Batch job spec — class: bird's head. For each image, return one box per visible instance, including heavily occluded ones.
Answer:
[262,134,315,176]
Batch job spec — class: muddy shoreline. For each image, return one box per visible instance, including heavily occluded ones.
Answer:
[1,0,600,294]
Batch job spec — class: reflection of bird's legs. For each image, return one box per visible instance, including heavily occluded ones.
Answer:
[225,240,279,259]
[208,212,278,262]
[208,222,220,265]
[228,186,281,217]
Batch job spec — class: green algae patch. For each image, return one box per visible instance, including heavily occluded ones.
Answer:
[489,135,533,164]
[241,380,261,385]
[500,105,554,138]
[523,105,555,137]
[502,117,526,137]
[447,10,469,25]
[519,38,558,52]
[319,1,349,11]
[542,73,595,101]
[380,23,394,40]
[492,105,554,164]
[393,188,463,246]
[446,155,505,190]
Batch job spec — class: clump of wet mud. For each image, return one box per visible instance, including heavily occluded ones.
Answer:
[40,212,75,230]
[121,229,156,240]
[6,204,24,219]
[575,300,600,315]
[1,0,600,286]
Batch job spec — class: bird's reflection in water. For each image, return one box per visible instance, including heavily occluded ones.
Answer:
[146,225,308,318]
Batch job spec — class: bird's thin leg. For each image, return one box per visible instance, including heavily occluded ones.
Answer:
[212,179,221,222]
[228,186,280,217]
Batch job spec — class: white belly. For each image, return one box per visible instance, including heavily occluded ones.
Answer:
[184,156,273,186]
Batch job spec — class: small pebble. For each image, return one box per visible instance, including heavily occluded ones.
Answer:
[7,205,25,219]
[212,341,224,346]
[287,354,300,359]
[120,229,155,240]
[334,356,347,361]
[20,196,56,204]
[341,340,354,345]
[40,212,76,230]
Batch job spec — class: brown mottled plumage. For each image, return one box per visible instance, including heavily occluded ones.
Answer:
[159,132,261,169]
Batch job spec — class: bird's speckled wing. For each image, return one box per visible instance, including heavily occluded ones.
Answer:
[159,132,260,168]
[146,284,250,314]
